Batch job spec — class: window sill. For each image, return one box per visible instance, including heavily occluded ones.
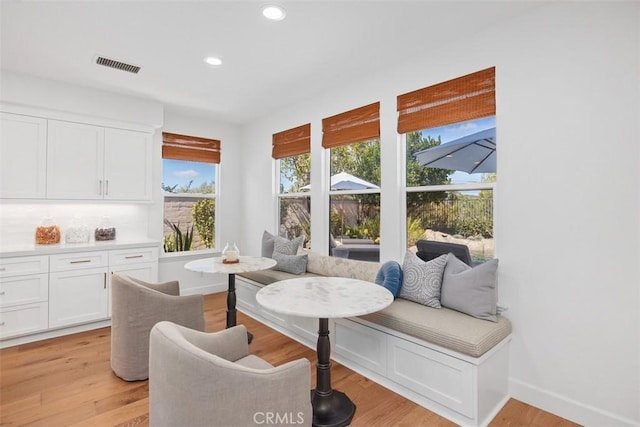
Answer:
[159,248,220,263]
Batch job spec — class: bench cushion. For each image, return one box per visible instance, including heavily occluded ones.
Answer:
[360,298,512,357]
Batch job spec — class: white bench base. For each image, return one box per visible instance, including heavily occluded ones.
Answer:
[237,276,511,427]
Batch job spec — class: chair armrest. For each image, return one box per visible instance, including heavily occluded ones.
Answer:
[169,323,249,362]
[154,292,205,332]
[133,278,181,296]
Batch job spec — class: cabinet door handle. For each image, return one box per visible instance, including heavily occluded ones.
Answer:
[0,322,5,326]
[0,267,5,271]
[104,273,107,289]
[124,255,143,259]
[99,180,103,195]
[105,180,109,196]
[0,291,5,295]
[70,260,91,264]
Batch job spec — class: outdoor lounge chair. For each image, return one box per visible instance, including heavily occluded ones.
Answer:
[416,240,473,266]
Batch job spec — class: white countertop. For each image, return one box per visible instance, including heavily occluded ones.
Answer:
[256,277,393,319]
[0,238,161,258]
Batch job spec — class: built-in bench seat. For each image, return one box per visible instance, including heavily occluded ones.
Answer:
[236,252,512,427]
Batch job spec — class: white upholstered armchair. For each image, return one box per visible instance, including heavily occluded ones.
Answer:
[149,321,312,427]
[110,273,205,381]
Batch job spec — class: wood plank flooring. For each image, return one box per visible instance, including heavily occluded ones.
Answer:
[0,292,580,427]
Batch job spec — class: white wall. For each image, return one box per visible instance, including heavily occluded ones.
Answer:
[238,2,639,426]
[0,71,162,130]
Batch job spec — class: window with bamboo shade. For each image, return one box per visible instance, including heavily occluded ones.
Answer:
[274,124,312,242]
[272,123,310,159]
[401,67,496,262]
[397,67,495,134]
[161,132,219,253]
[322,102,380,149]
[323,103,381,260]
[162,132,221,164]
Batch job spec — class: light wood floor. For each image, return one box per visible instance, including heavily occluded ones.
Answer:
[0,292,580,427]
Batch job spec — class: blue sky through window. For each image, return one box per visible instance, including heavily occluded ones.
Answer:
[162,159,216,191]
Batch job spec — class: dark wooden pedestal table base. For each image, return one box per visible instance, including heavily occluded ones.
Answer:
[184,256,277,344]
[226,273,253,343]
[312,317,355,427]
[256,277,393,427]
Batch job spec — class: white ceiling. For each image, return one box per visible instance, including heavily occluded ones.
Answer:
[1,1,541,124]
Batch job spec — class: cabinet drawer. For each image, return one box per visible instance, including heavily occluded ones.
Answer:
[0,302,49,339]
[0,256,48,278]
[0,274,48,308]
[109,247,158,267]
[50,251,108,272]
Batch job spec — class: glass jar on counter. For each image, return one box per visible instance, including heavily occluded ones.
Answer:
[35,215,61,245]
[66,216,90,243]
[95,216,116,241]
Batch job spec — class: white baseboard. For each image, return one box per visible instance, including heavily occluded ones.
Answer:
[510,378,639,427]
[0,319,111,349]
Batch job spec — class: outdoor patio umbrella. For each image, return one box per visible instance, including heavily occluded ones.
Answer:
[414,127,496,174]
[301,171,380,191]
[301,171,379,240]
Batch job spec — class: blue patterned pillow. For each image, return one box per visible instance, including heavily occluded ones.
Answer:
[375,261,403,297]
[399,250,449,308]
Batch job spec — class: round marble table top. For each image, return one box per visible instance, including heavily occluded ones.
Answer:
[256,276,393,319]
[184,256,276,275]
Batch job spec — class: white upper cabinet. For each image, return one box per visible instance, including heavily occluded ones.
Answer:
[46,120,104,200]
[103,128,152,201]
[46,120,152,201]
[0,113,48,199]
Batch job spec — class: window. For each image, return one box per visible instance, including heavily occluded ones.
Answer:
[162,132,219,253]
[323,102,381,261]
[274,124,311,245]
[400,68,496,263]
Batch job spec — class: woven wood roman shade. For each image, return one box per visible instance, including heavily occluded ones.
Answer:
[162,132,220,163]
[272,123,311,159]
[322,102,380,149]
[397,67,495,134]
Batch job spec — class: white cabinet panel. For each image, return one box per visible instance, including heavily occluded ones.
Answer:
[0,113,47,199]
[49,267,109,328]
[109,247,158,267]
[50,251,108,272]
[0,303,48,339]
[334,318,387,375]
[103,128,152,201]
[46,120,104,199]
[0,274,48,308]
[0,255,48,278]
[387,335,474,418]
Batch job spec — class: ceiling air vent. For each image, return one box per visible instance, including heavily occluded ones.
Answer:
[95,56,141,74]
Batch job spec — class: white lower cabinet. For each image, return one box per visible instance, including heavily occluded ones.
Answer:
[49,267,109,328]
[0,256,49,339]
[0,245,159,345]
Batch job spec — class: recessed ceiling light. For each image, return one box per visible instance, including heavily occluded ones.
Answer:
[261,5,286,21]
[204,57,222,66]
